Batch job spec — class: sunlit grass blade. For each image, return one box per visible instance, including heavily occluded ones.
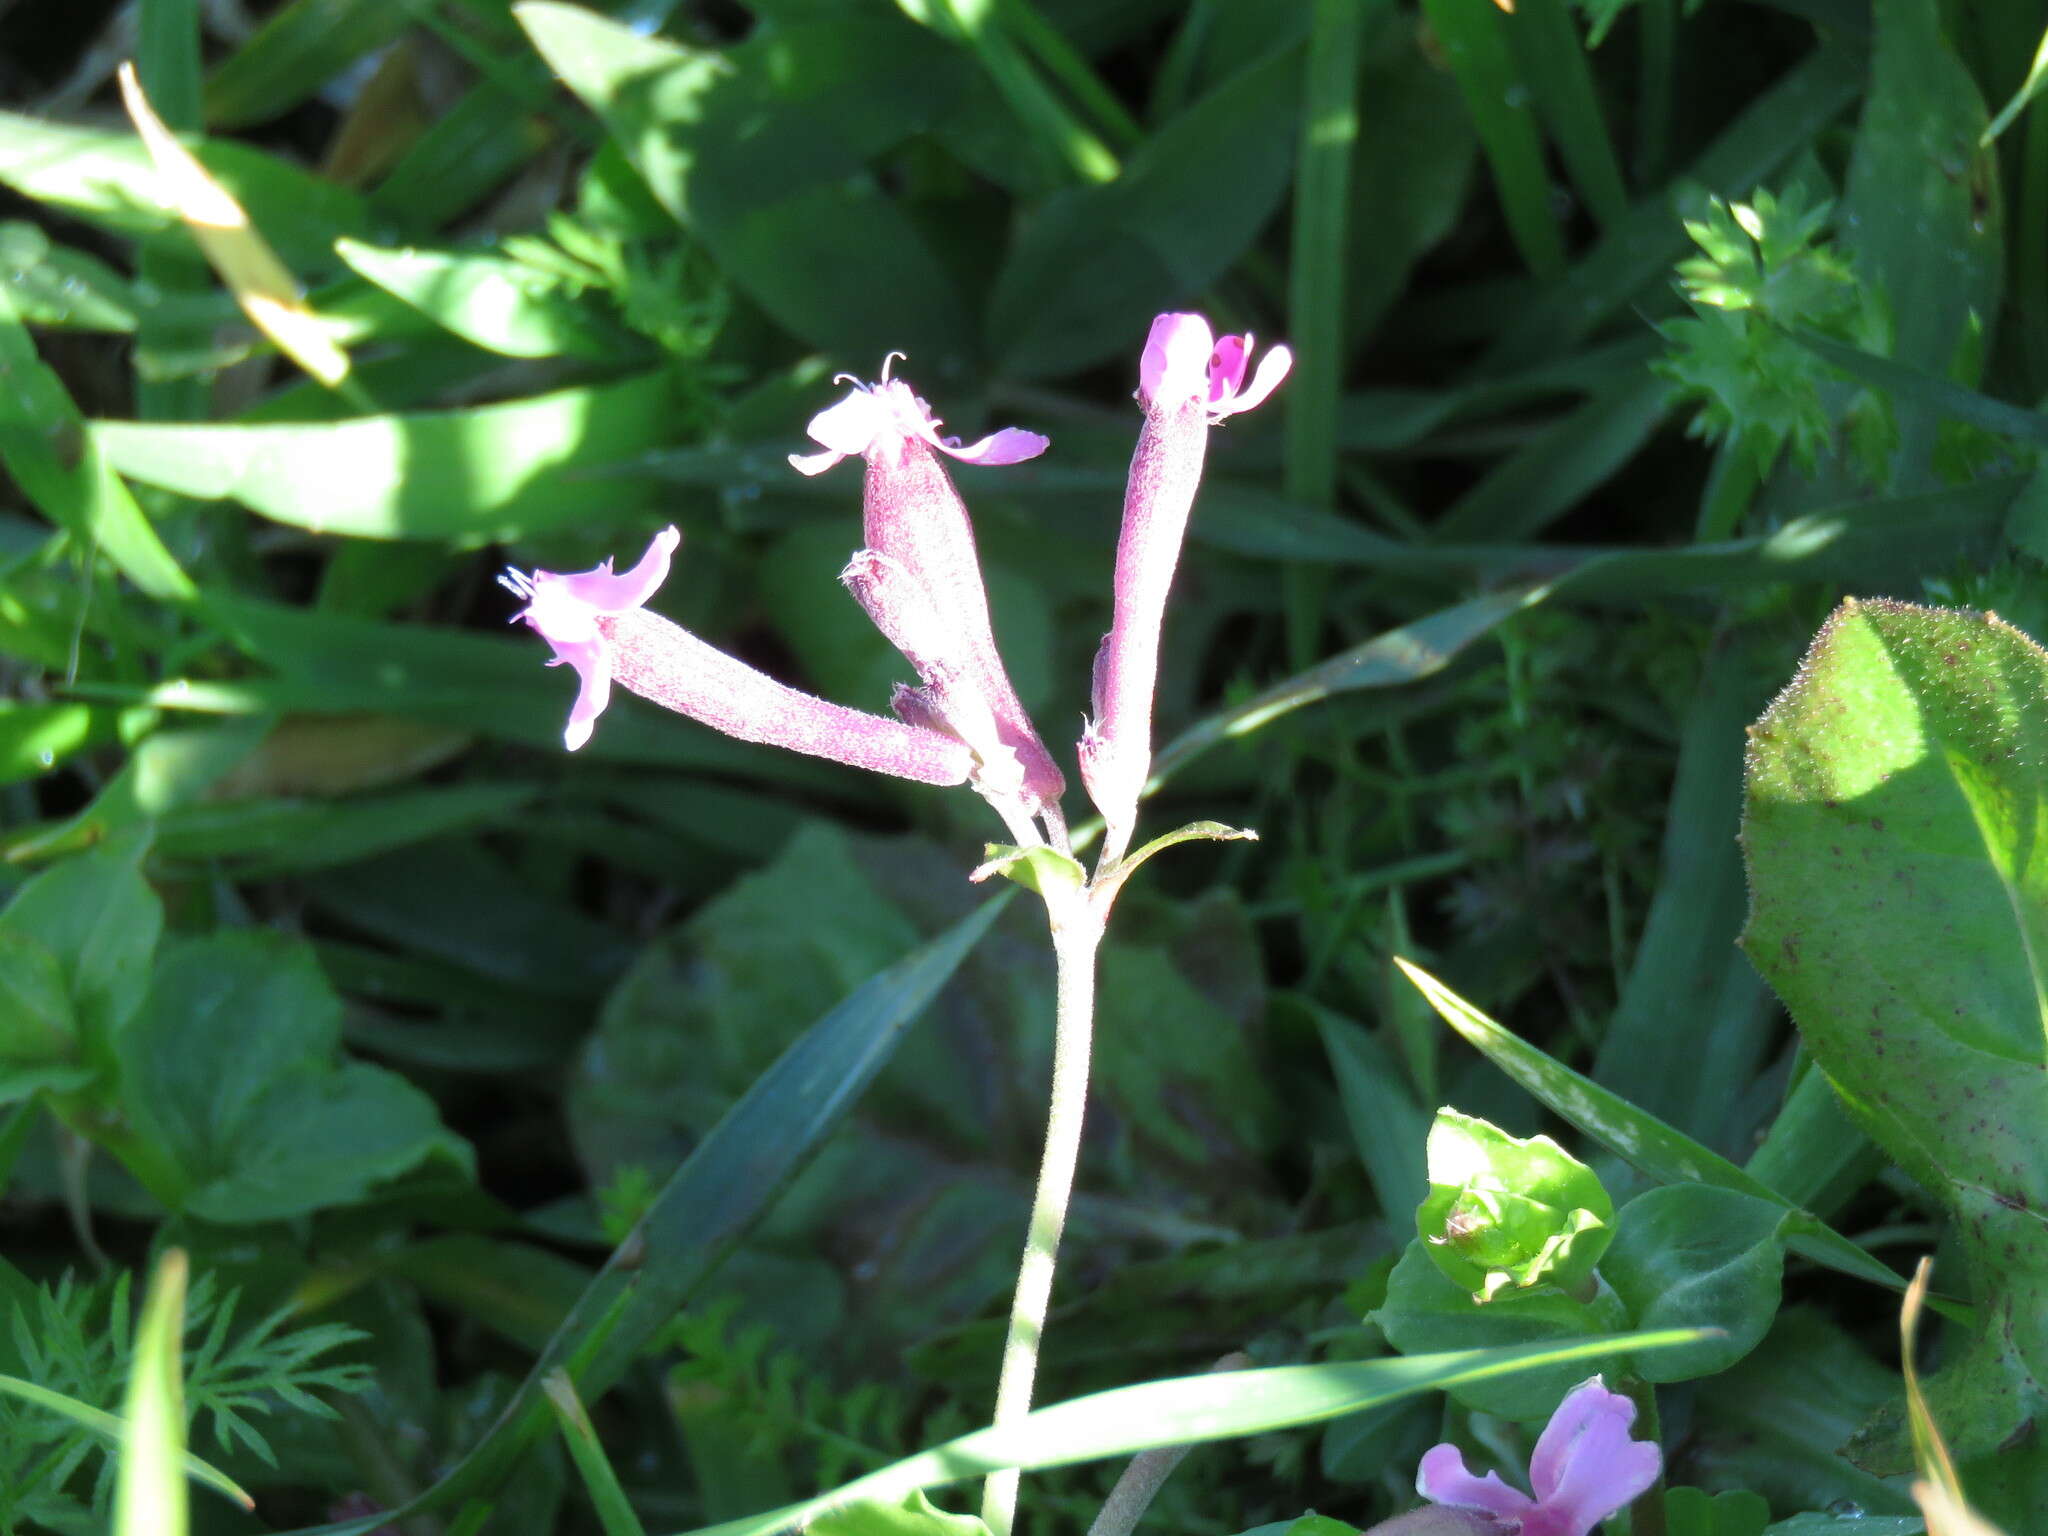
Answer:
[118,61,352,387]
[678,1330,1709,1536]
[1983,25,2048,145]
[1901,1260,2007,1535]
[1152,587,1550,783]
[1390,957,1946,1307]
[115,1249,191,1536]
[545,1370,650,1536]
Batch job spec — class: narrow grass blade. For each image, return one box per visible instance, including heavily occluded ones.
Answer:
[1786,328,2048,447]
[1505,0,1628,229]
[204,0,414,130]
[1391,958,1934,1303]
[1420,0,1564,277]
[681,1331,1709,1536]
[546,1371,650,1536]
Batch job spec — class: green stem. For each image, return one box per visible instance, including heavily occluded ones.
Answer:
[1623,1377,1666,1536]
[982,903,1105,1536]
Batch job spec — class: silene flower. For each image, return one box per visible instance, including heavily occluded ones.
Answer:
[500,527,972,785]
[791,357,1067,837]
[1081,313,1292,862]
[1411,1376,1661,1536]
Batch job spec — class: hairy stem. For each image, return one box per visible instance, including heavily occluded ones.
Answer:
[982,904,1105,1536]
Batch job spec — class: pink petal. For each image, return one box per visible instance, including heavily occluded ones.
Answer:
[1223,343,1293,416]
[1207,333,1250,400]
[788,446,849,476]
[544,634,611,752]
[1527,1380,1661,1536]
[803,388,891,457]
[553,526,680,612]
[1139,312,1215,407]
[1417,1444,1537,1521]
[937,425,1051,465]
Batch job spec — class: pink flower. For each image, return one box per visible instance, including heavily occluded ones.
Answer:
[500,526,681,751]
[787,359,1049,478]
[789,358,1068,836]
[1415,1377,1661,1536]
[1081,313,1290,862]
[502,528,973,786]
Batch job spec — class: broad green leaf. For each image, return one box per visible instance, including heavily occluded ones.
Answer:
[116,1250,189,1536]
[4,716,271,863]
[1374,1239,1627,1420]
[0,834,163,1064]
[518,5,975,371]
[1391,958,1921,1301]
[290,894,1006,1535]
[118,930,472,1221]
[0,222,139,330]
[1417,1109,1614,1301]
[0,287,194,601]
[0,702,110,785]
[1664,1487,1771,1536]
[1600,1185,1789,1381]
[94,373,677,541]
[0,111,368,273]
[688,1330,1706,1536]
[1742,599,2048,1464]
[335,240,620,359]
[990,42,1301,378]
[0,928,92,1102]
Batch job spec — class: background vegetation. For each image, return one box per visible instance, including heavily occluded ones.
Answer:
[0,0,2041,1531]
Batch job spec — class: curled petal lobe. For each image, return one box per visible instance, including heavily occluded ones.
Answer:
[550,636,610,753]
[1416,1446,1536,1522]
[1222,342,1294,417]
[938,423,1051,465]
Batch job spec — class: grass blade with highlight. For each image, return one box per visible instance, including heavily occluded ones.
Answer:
[546,1370,649,1536]
[116,1249,190,1536]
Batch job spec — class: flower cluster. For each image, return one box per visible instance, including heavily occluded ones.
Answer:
[502,314,1289,857]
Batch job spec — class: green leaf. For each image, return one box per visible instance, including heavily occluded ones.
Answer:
[1391,958,1924,1301]
[0,222,139,330]
[0,927,92,1102]
[94,373,678,541]
[0,833,163,1064]
[1600,1185,1789,1382]
[0,287,195,601]
[990,42,1301,378]
[807,1493,990,1536]
[544,1370,649,1536]
[1106,820,1257,885]
[0,110,368,273]
[1313,1004,1429,1216]
[1838,0,2000,481]
[1417,1108,1614,1301]
[518,5,975,370]
[118,930,472,1221]
[203,0,413,129]
[1742,599,2048,1464]
[116,1249,189,1536]
[1982,24,2048,144]
[335,240,619,359]
[969,843,1087,902]
[1664,1486,1771,1536]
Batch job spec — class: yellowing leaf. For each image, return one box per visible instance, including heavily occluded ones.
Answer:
[116,62,349,386]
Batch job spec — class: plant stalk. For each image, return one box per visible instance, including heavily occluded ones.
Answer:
[982,901,1105,1536]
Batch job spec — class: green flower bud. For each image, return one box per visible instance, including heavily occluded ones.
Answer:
[1417,1109,1614,1302]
